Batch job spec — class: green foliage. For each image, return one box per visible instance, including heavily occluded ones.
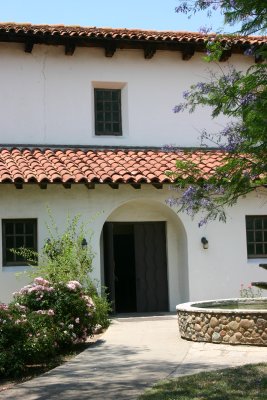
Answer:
[176,1,267,35]
[0,214,110,377]
[171,2,267,224]
[0,277,107,377]
[15,214,94,286]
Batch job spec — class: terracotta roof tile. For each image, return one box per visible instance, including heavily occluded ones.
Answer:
[0,23,264,50]
[0,148,227,185]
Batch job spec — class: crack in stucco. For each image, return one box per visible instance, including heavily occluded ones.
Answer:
[41,52,47,141]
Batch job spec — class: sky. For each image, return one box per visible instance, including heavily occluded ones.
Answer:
[0,0,230,33]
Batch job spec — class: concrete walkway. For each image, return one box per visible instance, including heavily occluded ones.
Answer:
[1,314,267,399]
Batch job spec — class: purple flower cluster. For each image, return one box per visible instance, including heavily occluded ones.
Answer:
[199,26,212,34]
[220,123,245,152]
[195,81,210,94]
[167,181,226,226]
[183,90,191,99]
[161,144,181,153]
[175,2,191,14]
[244,47,254,56]
[240,93,257,106]
[173,103,186,113]
[175,1,222,15]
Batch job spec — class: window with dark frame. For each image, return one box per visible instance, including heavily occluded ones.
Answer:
[246,216,267,258]
[2,219,37,266]
[94,89,122,136]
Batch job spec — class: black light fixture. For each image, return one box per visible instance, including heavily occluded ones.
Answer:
[201,237,209,249]
[81,238,88,250]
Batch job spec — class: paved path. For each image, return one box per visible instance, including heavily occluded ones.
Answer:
[1,314,267,399]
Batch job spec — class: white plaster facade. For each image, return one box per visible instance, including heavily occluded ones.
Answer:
[0,32,265,310]
[0,184,266,309]
[0,43,252,147]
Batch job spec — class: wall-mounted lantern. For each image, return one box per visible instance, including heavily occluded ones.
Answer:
[201,237,209,249]
[81,238,88,250]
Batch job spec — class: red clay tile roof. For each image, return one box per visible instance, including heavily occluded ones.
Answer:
[0,148,226,185]
[0,23,265,45]
[0,23,265,54]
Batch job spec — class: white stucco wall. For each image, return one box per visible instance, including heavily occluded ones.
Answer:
[0,43,253,147]
[0,184,266,310]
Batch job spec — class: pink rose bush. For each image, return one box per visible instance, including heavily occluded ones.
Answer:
[0,277,100,377]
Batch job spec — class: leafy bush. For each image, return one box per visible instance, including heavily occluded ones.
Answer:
[0,213,110,377]
[16,213,111,331]
[16,214,94,285]
[0,277,104,377]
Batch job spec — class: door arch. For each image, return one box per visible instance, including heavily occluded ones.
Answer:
[101,198,189,312]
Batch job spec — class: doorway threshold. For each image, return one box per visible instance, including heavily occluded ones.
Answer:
[111,312,177,322]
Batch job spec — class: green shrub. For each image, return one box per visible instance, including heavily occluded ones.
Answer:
[0,214,111,377]
[0,277,104,377]
[16,213,111,330]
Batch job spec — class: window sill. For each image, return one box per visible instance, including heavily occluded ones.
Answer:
[247,258,267,265]
[93,134,125,138]
[2,265,32,272]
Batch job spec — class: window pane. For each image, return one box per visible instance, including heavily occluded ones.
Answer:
[95,90,103,101]
[26,236,34,248]
[96,102,103,111]
[112,91,119,101]
[96,112,104,122]
[105,102,112,111]
[2,219,37,266]
[25,222,34,234]
[255,231,263,242]
[105,123,112,132]
[113,123,120,133]
[247,243,254,255]
[6,249,14,262]
[15,223,24,234]
[16,236,24,248]
[96,122,104,132]
[112,102,119,111]
[6,236,14,249]
[256,243,264,255]
[113,112,119,122]
[255,219,263,229]
[246,216,267,257]
[5,223,14,235]
[247,231,254,242]
[104,91,112,101]
[95,89,122,136]
[105,112,112,121]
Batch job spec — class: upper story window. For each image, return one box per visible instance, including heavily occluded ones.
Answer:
[246,215,267,258]
[94,89,122,136]
[2,219,37,266]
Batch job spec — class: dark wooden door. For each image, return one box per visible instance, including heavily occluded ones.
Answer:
[134,222,168,312]
[103,221,168,313]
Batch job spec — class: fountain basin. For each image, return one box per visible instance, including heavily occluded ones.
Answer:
[176,298,267,346]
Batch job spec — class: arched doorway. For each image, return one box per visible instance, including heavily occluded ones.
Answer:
[101,198,188,313]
